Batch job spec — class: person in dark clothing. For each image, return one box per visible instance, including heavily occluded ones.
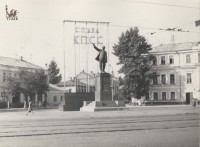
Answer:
[26,97,34,116]
[92,43,107,73]
[192,98,196,108]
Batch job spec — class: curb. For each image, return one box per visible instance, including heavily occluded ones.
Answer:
[0,107,56,112]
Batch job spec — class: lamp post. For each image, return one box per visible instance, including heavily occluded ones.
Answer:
[109,64,114,101]
[45,57,55,84]
[194,88,200,102]
[109,64,113,75]
[5,5,8,12]
[44,57,54,105]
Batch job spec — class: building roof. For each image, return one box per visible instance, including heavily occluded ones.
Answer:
[0,56,43,69]
[76,70,96,78]
[57,80,88,87]
[151,42,200,53]
[49,84,65,91]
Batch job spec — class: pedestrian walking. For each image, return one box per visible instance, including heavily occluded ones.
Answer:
[192,98,196,108]
[26,97,34,116]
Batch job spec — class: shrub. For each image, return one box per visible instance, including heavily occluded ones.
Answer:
[11,102,24,108]
[0,101,7,109]
[144,100,183,105]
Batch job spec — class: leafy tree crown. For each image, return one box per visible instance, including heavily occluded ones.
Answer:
[47,60,62,84]
[113,27,157,99]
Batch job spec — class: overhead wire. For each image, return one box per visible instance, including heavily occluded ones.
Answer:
[122,0,200,9]
[17,15,200,34]
[175,20,196,29]
[110,24,200,33]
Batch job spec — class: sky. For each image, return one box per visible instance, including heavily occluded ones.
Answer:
[0,0,199,79]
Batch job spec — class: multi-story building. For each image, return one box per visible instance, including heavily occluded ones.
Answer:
[56,70,119,95]
[56,78,89,93]
[0,56,43,106]
[47,84,65,106]
[76,70,96,92]
[148,42,200,104]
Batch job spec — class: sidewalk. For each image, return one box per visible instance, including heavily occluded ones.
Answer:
[126,104,200,109]
[0,104,193,111]
[0,104,199,114]
[0,105,199,123]
[0,106,56,113]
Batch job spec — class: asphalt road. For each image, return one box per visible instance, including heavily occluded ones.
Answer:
[0,106,199,147]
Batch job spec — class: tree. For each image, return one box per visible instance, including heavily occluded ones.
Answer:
[113,27,156,100]
[31,70,49,101]
[119,76,124,86]
[47,60,62,84]
[6,76,21,98]
[7,69,49,101]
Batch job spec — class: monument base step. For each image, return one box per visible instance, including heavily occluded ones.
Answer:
[80,106,128,112]
[80,100,126,112]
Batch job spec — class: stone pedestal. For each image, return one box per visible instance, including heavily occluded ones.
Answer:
[95,73,112,101]
[80,73,125,112]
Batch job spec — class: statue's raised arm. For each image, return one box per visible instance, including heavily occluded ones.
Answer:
[92,44,107,73]
[92,43,101,52]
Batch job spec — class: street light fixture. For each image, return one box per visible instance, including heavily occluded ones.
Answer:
[45,57,55,86]
[108,64,114,74]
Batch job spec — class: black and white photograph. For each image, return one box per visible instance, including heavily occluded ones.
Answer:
[0,0,199,147]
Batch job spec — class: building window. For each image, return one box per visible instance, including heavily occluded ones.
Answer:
[171,92,175,100]
[153,77,157,85]
[3,73,6,82]
[169,56,174,64]
[162,92,166,100]
[186,54,191,63]
[186,73,192,84]
[153,92,158,100]
[145,93,149,100]
[153,58,157,65]
[53,96,57,102]
[1,92,5,98]
[61,96,63,101]
[161,56,165,65]
[198,53,200,63]
[161,74,166,84]
[170,74,175,84]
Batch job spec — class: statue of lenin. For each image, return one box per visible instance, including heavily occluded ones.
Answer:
[92,43,107,73]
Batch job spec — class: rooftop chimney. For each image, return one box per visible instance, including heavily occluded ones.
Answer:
[20,56,23,61]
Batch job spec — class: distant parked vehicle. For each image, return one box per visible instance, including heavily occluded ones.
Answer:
[131,97,142,105]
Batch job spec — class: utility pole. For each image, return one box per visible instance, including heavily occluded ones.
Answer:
[63,21,66,92]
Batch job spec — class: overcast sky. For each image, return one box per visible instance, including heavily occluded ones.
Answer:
[0,0,199,79]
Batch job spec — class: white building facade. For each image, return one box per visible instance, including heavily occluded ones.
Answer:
[0,56,43,106]
[149,42,200,104]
